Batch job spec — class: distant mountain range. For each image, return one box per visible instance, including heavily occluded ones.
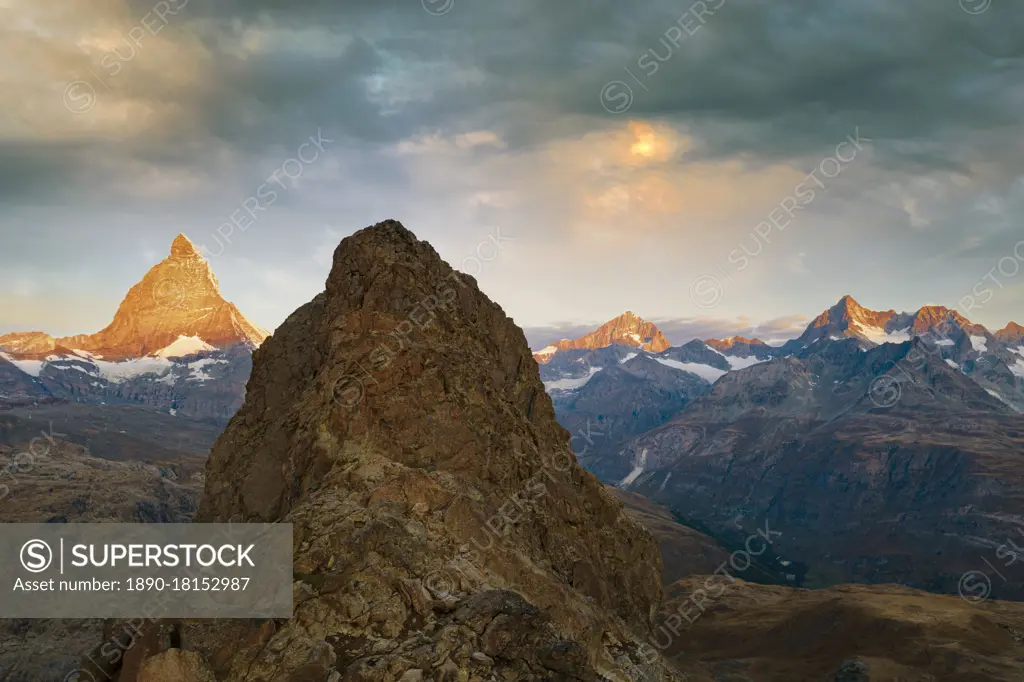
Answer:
[535,299,1024,602]
[0,234,266,423]
[536,298,1024,411]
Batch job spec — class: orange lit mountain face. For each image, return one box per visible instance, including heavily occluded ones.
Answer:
[533,311,670,363]
[705,336,768,351]
[0,235,267,421]
[996,321,1024,344]
[0,235,268,360]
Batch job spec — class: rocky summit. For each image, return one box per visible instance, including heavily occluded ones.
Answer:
[534,312,671,363]
[0,234,267,422]
[104,220,680,681]
[0,234,266,361]
[55,234,268,359]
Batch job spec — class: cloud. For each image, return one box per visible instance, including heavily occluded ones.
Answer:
[3,0,1024,335]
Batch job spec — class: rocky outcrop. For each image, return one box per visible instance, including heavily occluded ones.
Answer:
[704,336,774,360]
[996,321,1024,344]
[0,332,57,354]
[116,220,681,681]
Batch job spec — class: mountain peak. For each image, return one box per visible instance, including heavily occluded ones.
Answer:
[170,233,201,260]
[707,336,768,349]
[184,219,671,679]
[533,310,671,362]
[45,235,268,358]
[996,321,1024,343]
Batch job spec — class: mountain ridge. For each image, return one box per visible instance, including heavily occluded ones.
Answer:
[0,233,268,360]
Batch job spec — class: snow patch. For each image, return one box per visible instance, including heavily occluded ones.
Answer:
[858,325,911,345]
[92,357,174,383]
[945,359,960,369]
[543,366,602,392]
[188,358,228,381]
[534,345,558,358]
[971,335,988,353]
[625,332,642,344]
[1009,359,1024,379]
[654,358,726,382]
[725,355,765,371]
[619,448,648,488]
[935,339,955,347]
[0,353,44,377]
[154,335,216,358]
[620,352,638,364]
[706,344,727,358]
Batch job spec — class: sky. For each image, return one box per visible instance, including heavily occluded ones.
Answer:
[2,0,1024,349]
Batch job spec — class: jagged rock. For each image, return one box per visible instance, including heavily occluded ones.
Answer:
[113,220,682,680]
[138,650,216,682]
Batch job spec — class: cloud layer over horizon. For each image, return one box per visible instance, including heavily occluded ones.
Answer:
[2,0,1024,337]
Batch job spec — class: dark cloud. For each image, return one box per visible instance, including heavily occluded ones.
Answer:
[4,0,1024,334]
[9,0,1024,204]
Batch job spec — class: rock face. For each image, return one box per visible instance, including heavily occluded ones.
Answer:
[552,354,710,481]
[613,336,1024,600]
[779,295,991,353]
[0,332,57,354]
[0,235,267,422]
[534,311,671,363]
[704,336,774,360]
[996,321,1024,344]
[52,234,267,359]
[117,221,680,681]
